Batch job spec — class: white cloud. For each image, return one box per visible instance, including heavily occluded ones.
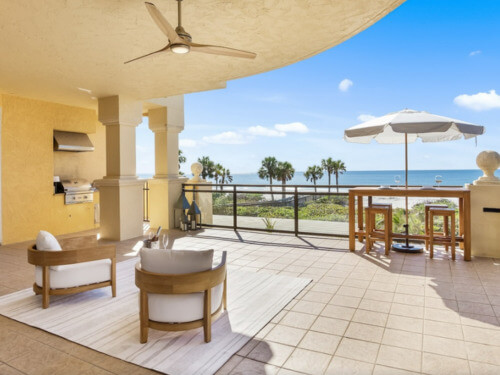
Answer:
[202,131,250,144]
[275,122,309,134]
[357,114,376,122]
[179,138,199,148]
[248,125,285,137]
[454,89,500,111]
[338,78,353,92]
[469,50,481,56]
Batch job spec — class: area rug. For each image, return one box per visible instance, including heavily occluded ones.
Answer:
[0,258,310,375]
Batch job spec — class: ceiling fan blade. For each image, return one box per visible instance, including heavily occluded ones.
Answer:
[189,42,256,59]
[145,2,180,43]
[124,45,170,64]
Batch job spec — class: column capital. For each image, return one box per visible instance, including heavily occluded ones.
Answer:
[97,95,142,127]
[148,97,185,133]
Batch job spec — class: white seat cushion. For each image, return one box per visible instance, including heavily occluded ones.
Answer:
[35,259,111,289]
[139,248,223,323]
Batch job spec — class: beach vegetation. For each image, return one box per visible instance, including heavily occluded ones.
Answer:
[213,193,458,236]
[262,217,277,232]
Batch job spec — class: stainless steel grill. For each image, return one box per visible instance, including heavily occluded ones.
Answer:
[61,179,94,204]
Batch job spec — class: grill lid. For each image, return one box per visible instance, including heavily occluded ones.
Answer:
[61,179,93,192]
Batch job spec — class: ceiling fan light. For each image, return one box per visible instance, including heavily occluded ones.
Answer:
[171,43,190,54]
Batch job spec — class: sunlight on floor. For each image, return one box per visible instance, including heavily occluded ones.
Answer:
[123,240,144,257]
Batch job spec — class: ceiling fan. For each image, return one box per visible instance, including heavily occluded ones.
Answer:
[125,0,257,64]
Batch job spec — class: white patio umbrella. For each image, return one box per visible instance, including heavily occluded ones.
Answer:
[344,109,485,251]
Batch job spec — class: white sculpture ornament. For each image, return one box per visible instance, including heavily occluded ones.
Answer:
[190,162,204,182]
[473,150,500,185]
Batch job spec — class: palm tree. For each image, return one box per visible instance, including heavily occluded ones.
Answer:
[214,163,224,189]
[321,157,336,192]
[178,149,187,176]
[332,160,347,192]
[276,161,295,200]
[258,156,278,200]
[197,156,215,180]
[222,168,233,186]
[304,165,324,192]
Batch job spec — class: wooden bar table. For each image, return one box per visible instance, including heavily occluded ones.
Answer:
[348,187,471,261]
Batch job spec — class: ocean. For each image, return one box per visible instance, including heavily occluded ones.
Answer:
[140,169,494,187]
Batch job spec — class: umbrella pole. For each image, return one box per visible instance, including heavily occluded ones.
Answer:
[405,133,409,247]
[392,133,422,252]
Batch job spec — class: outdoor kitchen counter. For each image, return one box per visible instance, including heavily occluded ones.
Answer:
[51,191,99,233]
[348,187,471,261]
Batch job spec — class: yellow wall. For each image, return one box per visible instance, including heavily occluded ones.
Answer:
[1,95,106,244]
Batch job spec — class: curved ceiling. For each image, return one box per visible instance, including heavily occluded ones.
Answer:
[0,0,404,108]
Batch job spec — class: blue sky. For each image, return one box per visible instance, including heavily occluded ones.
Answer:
[137,0,500,175]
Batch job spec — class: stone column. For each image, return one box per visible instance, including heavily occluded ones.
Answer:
[466,150,500,258]
[94,95,144,241]
[147,96,188,230]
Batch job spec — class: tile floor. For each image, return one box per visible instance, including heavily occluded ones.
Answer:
[1,228,500,374]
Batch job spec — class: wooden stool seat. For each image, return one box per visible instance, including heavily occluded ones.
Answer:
[365,204,392,255]
[429,207,456,260]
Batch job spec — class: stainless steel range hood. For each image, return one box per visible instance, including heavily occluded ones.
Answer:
[54,130,94,152]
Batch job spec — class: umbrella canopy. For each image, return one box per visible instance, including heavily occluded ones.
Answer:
[344,109,485,144]
[343,108,485,252]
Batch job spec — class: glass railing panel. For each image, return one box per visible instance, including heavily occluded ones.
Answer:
[211,191,233,227]
[235,191,295,232]
[297,193,349,235]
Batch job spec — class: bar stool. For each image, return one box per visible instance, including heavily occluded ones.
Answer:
[429,207,456,260]
[424,204,448,250]
[365,204,392,255]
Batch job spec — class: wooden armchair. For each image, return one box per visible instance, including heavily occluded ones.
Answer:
[27,234,116,308]
[135,250,227,343]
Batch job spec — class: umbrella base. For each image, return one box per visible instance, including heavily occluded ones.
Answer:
[392,243,424,253]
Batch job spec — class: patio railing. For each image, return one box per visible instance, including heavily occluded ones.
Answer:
[181,183,462,237]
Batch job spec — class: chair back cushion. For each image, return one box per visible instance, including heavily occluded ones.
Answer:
[36,231,62,251]
[140,248,214,274]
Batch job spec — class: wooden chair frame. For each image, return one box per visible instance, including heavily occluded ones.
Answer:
[135,251,227,344]
[27,235,116,309]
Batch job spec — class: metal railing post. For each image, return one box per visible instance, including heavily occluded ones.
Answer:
[143,180,150,222]
[294,187,299,236]
[233,185,237,230]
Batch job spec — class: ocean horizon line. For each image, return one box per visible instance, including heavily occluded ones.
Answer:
[227,168,482,175]
[139,168,493,187]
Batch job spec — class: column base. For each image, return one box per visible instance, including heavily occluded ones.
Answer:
[94,178,144,241]
[148,176,188,230]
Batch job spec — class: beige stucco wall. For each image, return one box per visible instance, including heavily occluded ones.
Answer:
[1,94,106,244]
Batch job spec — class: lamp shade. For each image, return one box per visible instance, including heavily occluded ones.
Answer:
[187,200,201,215]
[174,193,191,210]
